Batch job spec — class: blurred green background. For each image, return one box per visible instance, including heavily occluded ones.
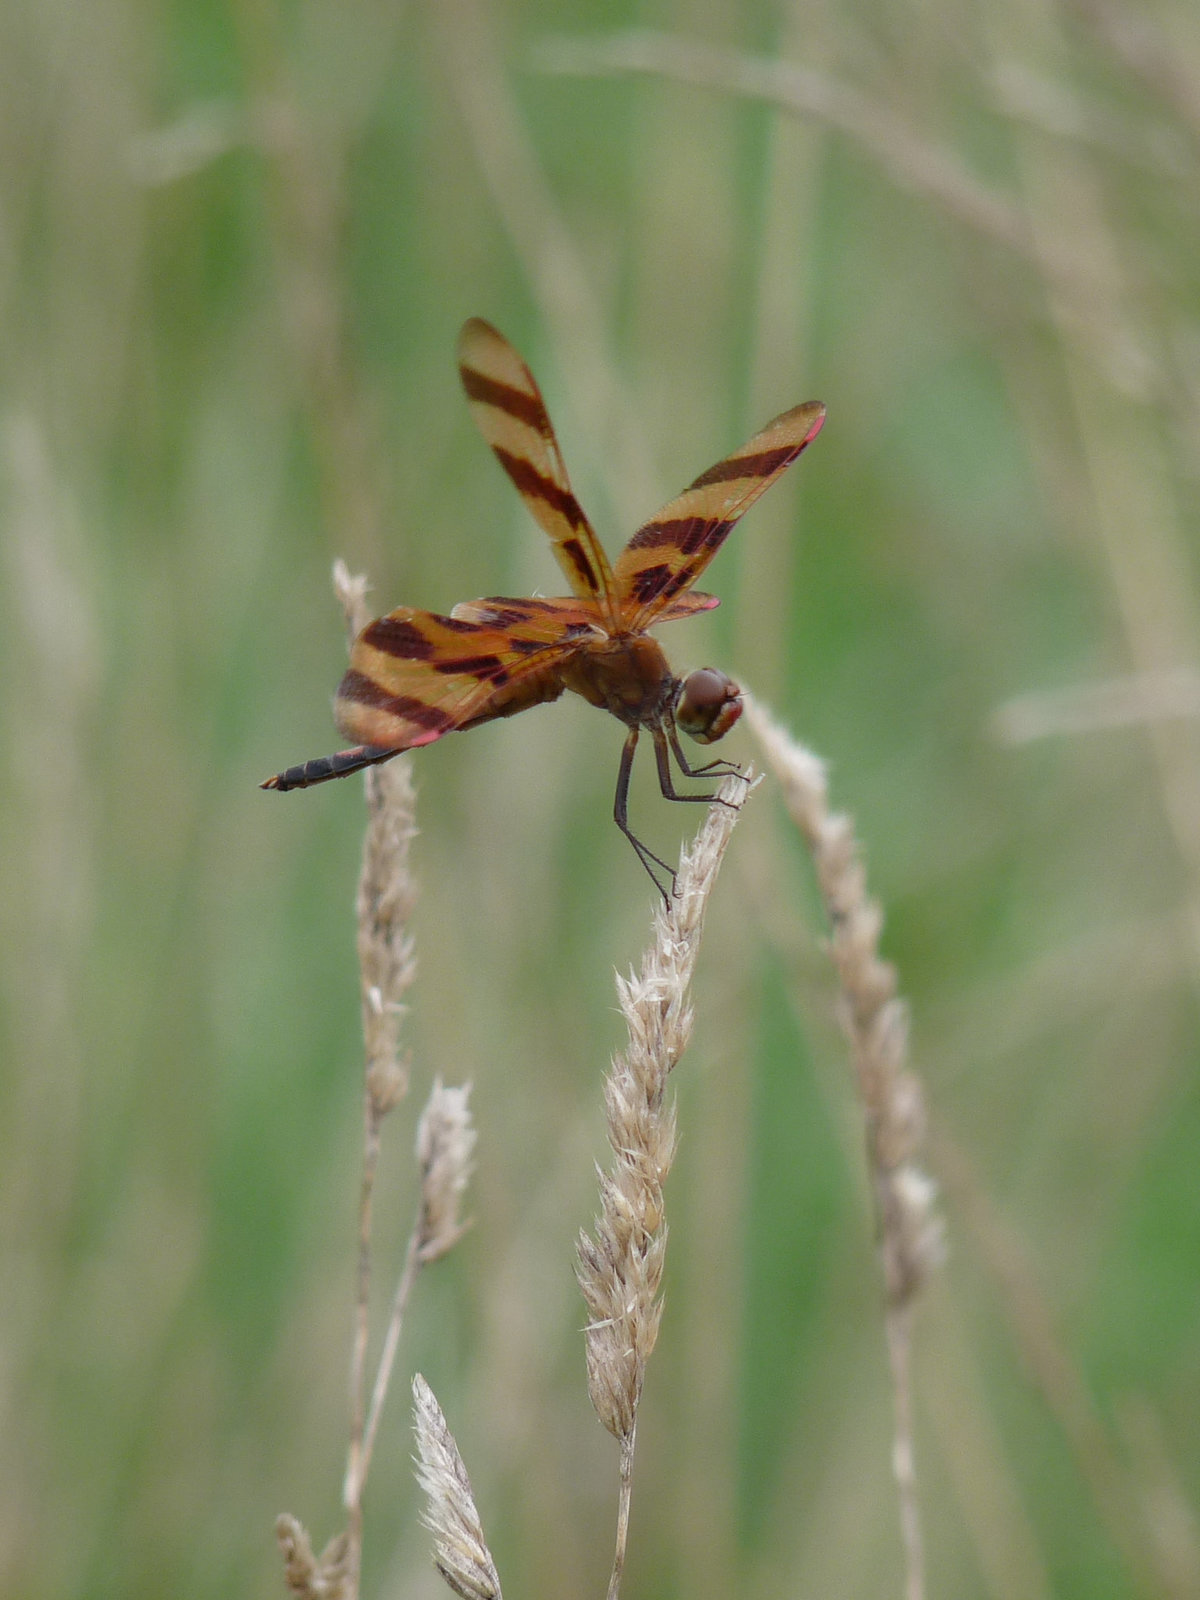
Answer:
[3,0,1200,1595]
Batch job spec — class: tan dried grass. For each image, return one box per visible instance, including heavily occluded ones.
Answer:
[744,693,941,1600]
[577,771,753,1599]
[276,569,477,1599]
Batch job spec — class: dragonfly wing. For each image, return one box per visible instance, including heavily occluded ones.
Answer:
[334,599,601,749]
[613,400,825,630]
[457,319,619,622]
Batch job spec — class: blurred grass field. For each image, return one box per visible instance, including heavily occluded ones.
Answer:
[3,0,1200,1596]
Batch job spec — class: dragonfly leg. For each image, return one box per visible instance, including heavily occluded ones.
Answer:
[666,719,742,782]
[614,727,677,903]
[654,725,739,811]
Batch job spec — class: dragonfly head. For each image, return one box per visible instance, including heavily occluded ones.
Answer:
[675,668,743,744]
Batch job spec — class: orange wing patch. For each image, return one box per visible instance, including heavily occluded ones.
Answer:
[334,598,603,752]
[457,319,619,626]
[613,400,826,631]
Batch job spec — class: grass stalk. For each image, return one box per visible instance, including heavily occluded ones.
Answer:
[361,1079,477,1488]
[335,568,419,1576]
[577,772,753,1600]
[607,1430,636,1600]
[278,571,475,1599]
[744,694,942,1600]
[533,30,1035,262]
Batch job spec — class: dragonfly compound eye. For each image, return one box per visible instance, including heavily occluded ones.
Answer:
[675,669,743,744]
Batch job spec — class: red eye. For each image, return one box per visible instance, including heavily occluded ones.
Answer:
[675,669,743,743]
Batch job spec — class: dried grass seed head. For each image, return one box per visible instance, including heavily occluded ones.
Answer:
[275,1514,353,1600]
[412,1374,502,1600]
[578,774,752,1441]
[416,1078,476,1262]
[743,693,943,1310]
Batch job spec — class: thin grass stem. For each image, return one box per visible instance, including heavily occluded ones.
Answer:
[744,695,942,1600]
[359,1227,422,1489]
[343,1106,383,1561]
[607,1429,637,1600]
[533,31,1035,261]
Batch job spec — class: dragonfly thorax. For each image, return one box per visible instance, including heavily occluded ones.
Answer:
[561,632,678,727]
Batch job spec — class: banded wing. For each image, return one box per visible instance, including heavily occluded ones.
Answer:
[652,590,720,623]
[457,318,619,626]
[612,399,826,631]
[334,597,604,751]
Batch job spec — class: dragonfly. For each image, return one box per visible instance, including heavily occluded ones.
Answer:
[263,318,825,898]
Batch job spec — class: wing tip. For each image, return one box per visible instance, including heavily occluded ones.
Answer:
[773,398,825,444]
[803,401,826,443]
[457,315,504,366]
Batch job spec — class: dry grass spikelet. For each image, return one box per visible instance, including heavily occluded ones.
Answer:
[744,693,941,1600]
[578,772,753,1441]
[412,1374,503,1600]
[416,1078,477,1263]
[743,695,943,1302]
[355,757,418,1119]
[333,558,372,638]
[335,560,419,1120]
[275,1514,353,1600]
